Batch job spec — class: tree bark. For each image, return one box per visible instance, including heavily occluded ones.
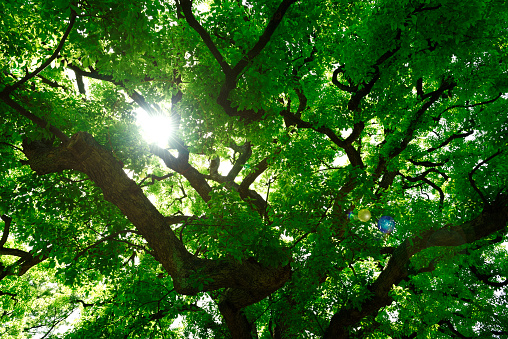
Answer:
[324,193,508,338]
[22,132,291,300]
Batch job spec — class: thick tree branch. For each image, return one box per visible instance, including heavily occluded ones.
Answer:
[219,290,254,339]
[0,247,30,258]
[324,192,508,338]
[74,72,86,95]
[0,245,49,280]
[279,110,365,167]
[332,67,357,93]
[0,215,11,248]
[209,156,220,178]
[18,252,48,276]
[150,145,212,202]
[226,142,252,181]
[22,132,291,297]
[416,78,424,99]
[231,0,298,78]
[177,0,232,75]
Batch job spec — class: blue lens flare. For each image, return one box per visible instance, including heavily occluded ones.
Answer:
[377,216,395,233]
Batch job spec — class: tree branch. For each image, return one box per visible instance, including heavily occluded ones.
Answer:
[204,159,268,217]
[399,168,449,182]
[18,252,48,276]
[68,64,160,114]
[426,131,473,153]
[0,290,17,299]
[75,71,86,95]
[73,229,146,261]
[216,0,297,120]
[139,173,175,187]
[226,142,252,181]
[36,75,67,91]
[332,66,357,93]
[408,159,447,167]
[394,169,447,206]
[324,192,508,338]
[390,79,456,159]
[337,28,402,112]
[150,144,212,202]
[73,299,94,308]
[177,0,232,75]
[219,290,254,339]
[2,9,77,95]
[0,215,11,248]
[0,247,30,258]
[239,157,269,193]
[22,132,290,296]
[0,93,69,142]
[164,215,194,225]
[373,78,456,186]
[230,0,298,78]
[438,319,472,338]
[279,110,365,167]
[440,92,503,116]
[468,150,502,206]
[470,265,508,288]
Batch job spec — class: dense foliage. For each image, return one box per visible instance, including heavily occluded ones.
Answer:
[1,0,507,338]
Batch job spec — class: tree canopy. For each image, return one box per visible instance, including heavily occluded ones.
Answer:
[1,0,508,338]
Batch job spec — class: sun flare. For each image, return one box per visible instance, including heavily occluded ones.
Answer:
[136,110,174,148]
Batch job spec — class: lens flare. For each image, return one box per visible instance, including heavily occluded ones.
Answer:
[136,110,174,148]
[377,216,395,234]
[358,209,371,222]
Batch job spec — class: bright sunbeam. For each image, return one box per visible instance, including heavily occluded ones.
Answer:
[136,109,174,148]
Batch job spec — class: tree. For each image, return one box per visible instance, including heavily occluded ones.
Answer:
[0,0,507,337]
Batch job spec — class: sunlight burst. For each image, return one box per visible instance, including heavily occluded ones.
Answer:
[136,109,174,148]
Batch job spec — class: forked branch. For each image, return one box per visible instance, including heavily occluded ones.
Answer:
[468,150,503,205]
[324,193,508,338]
[177,0,232,75]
